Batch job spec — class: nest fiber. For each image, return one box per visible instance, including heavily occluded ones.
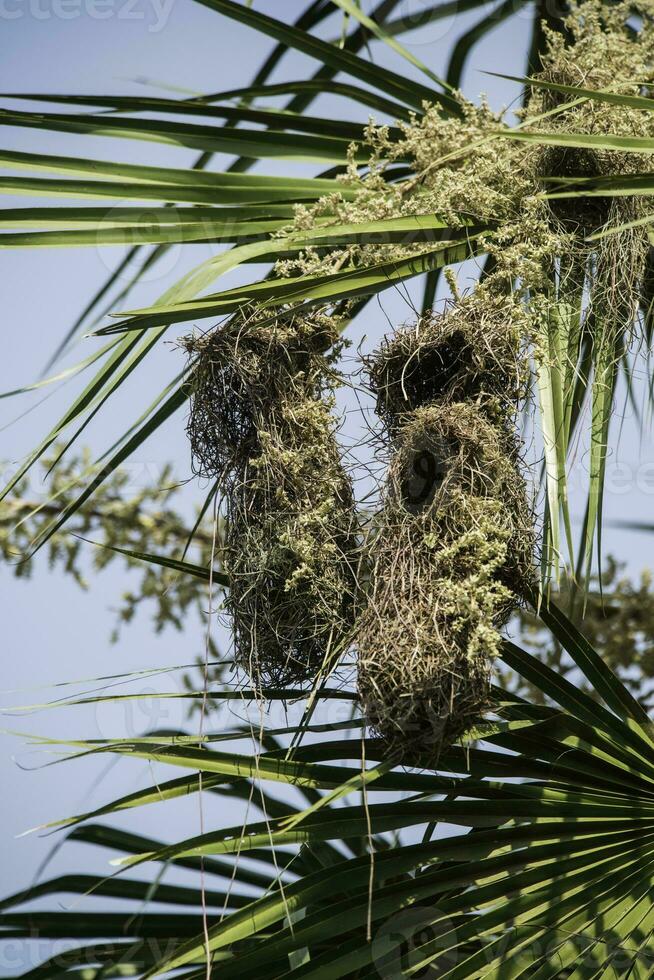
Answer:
[185,317,358,688]
[358,302,533,761]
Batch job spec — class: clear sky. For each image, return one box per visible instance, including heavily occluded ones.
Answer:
[1,2,653,971]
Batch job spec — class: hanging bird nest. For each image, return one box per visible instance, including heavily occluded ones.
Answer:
[184,315,342,481]
[183,314,359,688]
[357,399,534,762]
[526,0,654,239]
[522,0,654,360]
[527,70,651,348]
[368,295,527,430]
[532,73,651,238]
[385,403,535,595]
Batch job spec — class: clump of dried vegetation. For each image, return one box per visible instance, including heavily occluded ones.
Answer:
[184,314,359,688]
[369,290,529,429]
[526,0,654,348]
[357,296,535,761]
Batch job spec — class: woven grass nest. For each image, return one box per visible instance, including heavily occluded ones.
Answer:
[368,297,525,430]
[527,59,651,349]
[534,69,649,232]
[184,316,359,688]
[523,0,654,352]
[525,9,653,328]
[358,304,534,762]
[185,316,340,481]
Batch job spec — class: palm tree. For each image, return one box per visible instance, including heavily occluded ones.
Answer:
[3,1,654,975]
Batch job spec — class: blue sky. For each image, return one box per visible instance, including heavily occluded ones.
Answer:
[1,1,653,968]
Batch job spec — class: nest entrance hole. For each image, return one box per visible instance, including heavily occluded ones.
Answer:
[399,444,449,514]
[399,329,469,408]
